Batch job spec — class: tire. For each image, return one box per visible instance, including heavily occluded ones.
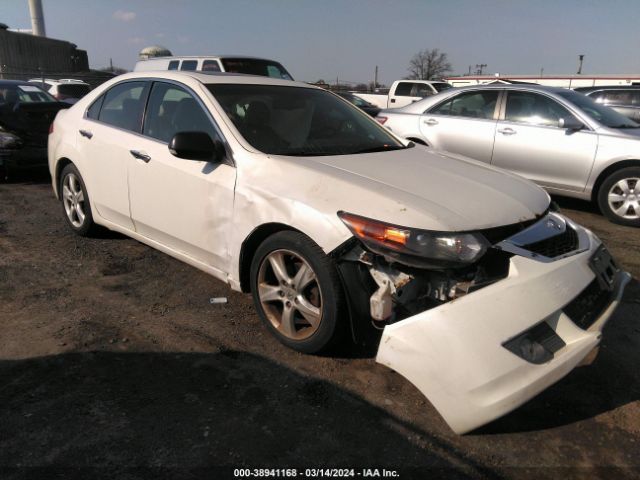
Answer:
[59,163,97,236]
[250,231,346,354]
[597,167,640,227]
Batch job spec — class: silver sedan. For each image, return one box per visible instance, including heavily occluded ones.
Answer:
[378,84,640,227]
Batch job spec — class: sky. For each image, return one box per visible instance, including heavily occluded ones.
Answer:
[2,0,640,85]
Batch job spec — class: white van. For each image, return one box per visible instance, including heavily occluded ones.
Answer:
[133,55,293,80]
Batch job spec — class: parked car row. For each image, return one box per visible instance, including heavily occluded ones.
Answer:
[0,80,69,178]
[47,70,630,434]
[377,84,640,227]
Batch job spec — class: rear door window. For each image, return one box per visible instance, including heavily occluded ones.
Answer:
[429,90,499,119]
[394,82,414,96]
[168,60,180,70]
[413,84,433,97]
[97,81,148,132]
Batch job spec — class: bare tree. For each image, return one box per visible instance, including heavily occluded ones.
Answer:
[407,49,452,80]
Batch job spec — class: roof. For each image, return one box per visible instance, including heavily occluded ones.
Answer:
[0,80,32,87]
[574,85,640,92]
[447,74,640,80]
[138,55,281,62]
[451,83,568,93]
[107,70,313,89]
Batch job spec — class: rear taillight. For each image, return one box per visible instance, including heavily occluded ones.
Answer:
[376,116,387,125]
[49,122,54,134]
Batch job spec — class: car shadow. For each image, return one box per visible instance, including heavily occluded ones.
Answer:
[473,280,640,435]
[1,167,51,185]
[552,195,600,215]
[0,350,503,479]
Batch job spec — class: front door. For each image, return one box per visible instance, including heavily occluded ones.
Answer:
[127,81,236,270]
[491,90,597,192]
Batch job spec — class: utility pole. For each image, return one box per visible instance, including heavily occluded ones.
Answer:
[577,54,585,74]
[475,63,487,75]
[374,65,378,90]
[110,58,114,72]
[540,67,544,77]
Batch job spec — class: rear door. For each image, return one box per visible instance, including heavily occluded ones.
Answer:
[418,89,501,163]
[491,90,597,192]
[76,80,150,230]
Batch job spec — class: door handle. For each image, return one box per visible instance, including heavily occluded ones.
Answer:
[422,118,438,126]
[130,150,151,163]
[390,98,396,103]
[497,127,517,135]
[79,129,93,139]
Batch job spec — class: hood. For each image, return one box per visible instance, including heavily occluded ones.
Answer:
[284,146,550,232]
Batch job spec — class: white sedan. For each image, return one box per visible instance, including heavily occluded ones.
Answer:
[48,71,630,434]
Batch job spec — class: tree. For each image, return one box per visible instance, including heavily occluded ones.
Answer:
[407,48,452,80]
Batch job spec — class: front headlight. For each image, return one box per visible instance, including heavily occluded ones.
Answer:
[0,131,22,149]
[338,211,489,268]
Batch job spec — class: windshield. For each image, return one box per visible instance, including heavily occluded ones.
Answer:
[0,84,56,104]
[220,58,293,80]
[207,84,405,156]
[559,90,639,128]
[432,82,453,92]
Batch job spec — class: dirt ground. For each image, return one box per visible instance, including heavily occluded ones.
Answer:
[1,173,639,480]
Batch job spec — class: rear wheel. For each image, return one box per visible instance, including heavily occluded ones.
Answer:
[597,167,640,227]
[250,231,346,353]
[59,163,97,236]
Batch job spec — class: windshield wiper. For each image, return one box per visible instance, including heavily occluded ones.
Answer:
[610,124,639,129]
[350,145,407,154]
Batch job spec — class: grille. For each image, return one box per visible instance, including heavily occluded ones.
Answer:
[521,226,579,258]
[564,279,613,330]
[480,214,543,244]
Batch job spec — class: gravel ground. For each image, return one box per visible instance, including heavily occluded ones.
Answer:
[1,174,639,480]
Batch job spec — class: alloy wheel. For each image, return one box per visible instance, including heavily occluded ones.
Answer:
[62,172,86,228]
[257,249,323,340]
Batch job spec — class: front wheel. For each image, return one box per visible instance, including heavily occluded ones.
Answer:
[250,231,346,354]
[597,167,640,227]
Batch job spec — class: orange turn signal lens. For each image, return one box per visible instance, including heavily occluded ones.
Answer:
[339,212,409,247]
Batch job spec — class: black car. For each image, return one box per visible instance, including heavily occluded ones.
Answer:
[0,80,69,178]
[574,85,640,122]
[336,92,381,117]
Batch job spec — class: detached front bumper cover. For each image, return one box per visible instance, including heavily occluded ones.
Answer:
[376,222,630,434]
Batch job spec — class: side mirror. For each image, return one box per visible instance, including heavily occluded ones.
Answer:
[169,131,225,161]
[558,117,584,131]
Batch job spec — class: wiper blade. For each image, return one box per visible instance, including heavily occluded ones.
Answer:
[610,124,639,129]
[351,145,407,154]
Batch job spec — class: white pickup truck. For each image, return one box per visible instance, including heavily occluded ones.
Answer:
[354,80,452,109]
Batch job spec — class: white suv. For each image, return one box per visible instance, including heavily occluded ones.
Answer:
[28,78,91,104]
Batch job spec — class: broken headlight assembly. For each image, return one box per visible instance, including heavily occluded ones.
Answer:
[338,211,489,269]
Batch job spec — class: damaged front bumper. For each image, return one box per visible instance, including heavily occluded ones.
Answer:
[370,220,630,434]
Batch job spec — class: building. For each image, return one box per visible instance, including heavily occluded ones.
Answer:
[0,24,115,87]
[445,74,640,88]
[0,24,89,76]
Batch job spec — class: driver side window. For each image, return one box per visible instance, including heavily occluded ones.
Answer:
[505,91,575,127]
[143,82,219,144]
